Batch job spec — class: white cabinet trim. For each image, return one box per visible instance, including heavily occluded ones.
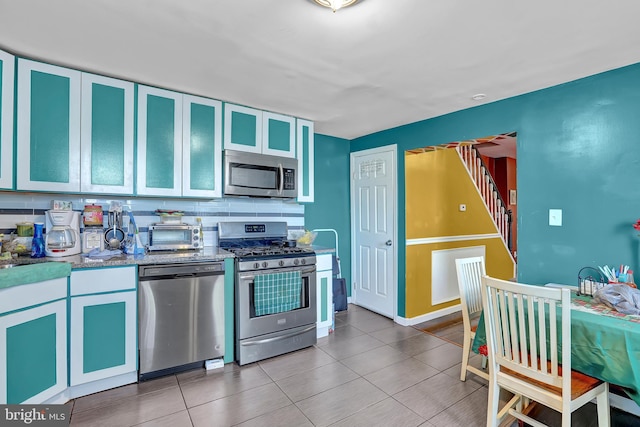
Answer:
[296,119,315,202]
[182,94,223,198]
[223,103,262,153]
[16,59,81,192]
[70,266,136,296]
[137,85,183,196]
[0,277,67,314]
[80,73,135,194]
[0,299,67,404]
[69,291,137,386]
[0,49,14,189]
[262,111,296,158]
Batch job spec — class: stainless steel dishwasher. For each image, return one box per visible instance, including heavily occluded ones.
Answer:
[138,261,225,380]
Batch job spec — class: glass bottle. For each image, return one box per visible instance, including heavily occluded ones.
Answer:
[31,223,46,258]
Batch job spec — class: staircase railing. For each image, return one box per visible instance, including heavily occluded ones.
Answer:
[456,144,512,252]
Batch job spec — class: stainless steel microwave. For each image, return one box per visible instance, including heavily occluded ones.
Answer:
[224,150,298,199]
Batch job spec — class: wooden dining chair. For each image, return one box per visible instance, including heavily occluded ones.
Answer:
[455,256,489,381]
[481,275,610,427]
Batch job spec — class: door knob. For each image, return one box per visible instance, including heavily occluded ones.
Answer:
[385,240,392,246]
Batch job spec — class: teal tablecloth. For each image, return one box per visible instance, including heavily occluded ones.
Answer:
[0,262,72,288]
[472,294,640,405]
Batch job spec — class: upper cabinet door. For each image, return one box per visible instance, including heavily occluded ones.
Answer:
[182,94,223,198]
[80,73,134,194]
[223,103,262,154]
[137,85,183,197]
[262,112,295,158]
[17,59,81,192]
[296,119,314,202]
[0,50,14,190]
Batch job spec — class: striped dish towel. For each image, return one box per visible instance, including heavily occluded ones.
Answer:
[254,271,302,316]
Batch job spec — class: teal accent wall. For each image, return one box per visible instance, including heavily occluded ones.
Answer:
[91,83,125,186]
[146,94,175,189]
[268,118,290,151]
[304,134,351,295]
[30,70,70,183]
[7,314,57,403]
[231,111,257,147]
[83,302,126,373]
[189,103,216,191]
[349,62,640,317]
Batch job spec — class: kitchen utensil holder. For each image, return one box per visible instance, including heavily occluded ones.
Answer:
[577,266,607,297]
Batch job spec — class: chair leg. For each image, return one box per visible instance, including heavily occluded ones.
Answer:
[460,333,471,381]
[486,378,500,427]
[596,383,611,427]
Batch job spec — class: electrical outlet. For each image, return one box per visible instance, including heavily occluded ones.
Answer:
[549,209,562,226]
[459,204,466,212]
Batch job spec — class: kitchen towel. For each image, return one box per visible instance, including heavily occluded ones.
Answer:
[254,271,302,316]
[0,262,72,288]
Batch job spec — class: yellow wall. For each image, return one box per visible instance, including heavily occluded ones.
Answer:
[405,149,515,318]
[406,148,497,238]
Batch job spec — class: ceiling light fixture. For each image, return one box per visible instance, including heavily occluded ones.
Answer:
[313,0,358,12]
[471,93,487,101]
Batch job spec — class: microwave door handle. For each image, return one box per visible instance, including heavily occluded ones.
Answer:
[278,164,284,195]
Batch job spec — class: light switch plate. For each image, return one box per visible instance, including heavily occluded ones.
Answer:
[549,209,562,226]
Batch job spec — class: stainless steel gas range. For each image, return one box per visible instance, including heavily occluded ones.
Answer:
[218,221,317,365]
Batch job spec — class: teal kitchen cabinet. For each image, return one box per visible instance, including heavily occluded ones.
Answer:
[0,278,67,404]
[138,86,223,198]
[296,119,315,202]
[137,85,183,196]
[17,59,135,194]
[224,104,296,158]
[315,253,333,338]
[0,49,14,189]
[69,266,137,393]
[262,111,295,157]
[16,59,81,192]
[80,73,135,194]
[182,94,223,198]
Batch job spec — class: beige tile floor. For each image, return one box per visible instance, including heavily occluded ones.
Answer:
[68,305,638,426]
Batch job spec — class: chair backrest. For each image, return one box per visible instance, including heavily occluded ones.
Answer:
[481,275,571,395]
[455,256,486,324]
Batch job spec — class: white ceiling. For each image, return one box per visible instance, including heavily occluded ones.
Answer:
[1,0,640,140]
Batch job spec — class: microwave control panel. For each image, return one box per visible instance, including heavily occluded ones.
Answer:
[283,168,295,190]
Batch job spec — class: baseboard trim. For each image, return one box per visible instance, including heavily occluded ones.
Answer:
[395,304,462,326]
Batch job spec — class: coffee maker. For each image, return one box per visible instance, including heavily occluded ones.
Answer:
[45,210,81,257]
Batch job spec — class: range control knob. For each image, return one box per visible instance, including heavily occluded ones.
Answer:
[279,260,285,267]
[253,262,260,269]
[293,259,300,266]
[262,261,268,268]
[301,259,306,265]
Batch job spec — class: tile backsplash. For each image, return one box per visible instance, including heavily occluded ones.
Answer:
[0,192,305,247]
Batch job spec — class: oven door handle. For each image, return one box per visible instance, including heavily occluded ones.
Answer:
[239,266,316,281]
[240,325,316,346]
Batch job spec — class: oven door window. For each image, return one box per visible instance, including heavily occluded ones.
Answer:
[250,271,307,317]
[150,229,191,245]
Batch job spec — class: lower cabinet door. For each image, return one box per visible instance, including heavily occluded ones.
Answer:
[69,291,137,386]
[316,269,333,334]
[0,299,67,404]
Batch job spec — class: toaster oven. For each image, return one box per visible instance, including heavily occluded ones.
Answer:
[147,223,202,252]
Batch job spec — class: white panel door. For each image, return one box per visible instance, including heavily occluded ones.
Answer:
[350,146,396,318]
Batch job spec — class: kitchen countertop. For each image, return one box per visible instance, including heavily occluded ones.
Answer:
[0,245,333,270]
[0,246,234,269]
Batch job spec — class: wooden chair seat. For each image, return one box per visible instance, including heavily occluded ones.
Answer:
[501,365,604,400]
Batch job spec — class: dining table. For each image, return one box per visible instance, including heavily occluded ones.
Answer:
[472,288,640,406]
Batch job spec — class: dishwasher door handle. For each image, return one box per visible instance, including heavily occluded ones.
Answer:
[240,325,316,346]
[174,273,197,278]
